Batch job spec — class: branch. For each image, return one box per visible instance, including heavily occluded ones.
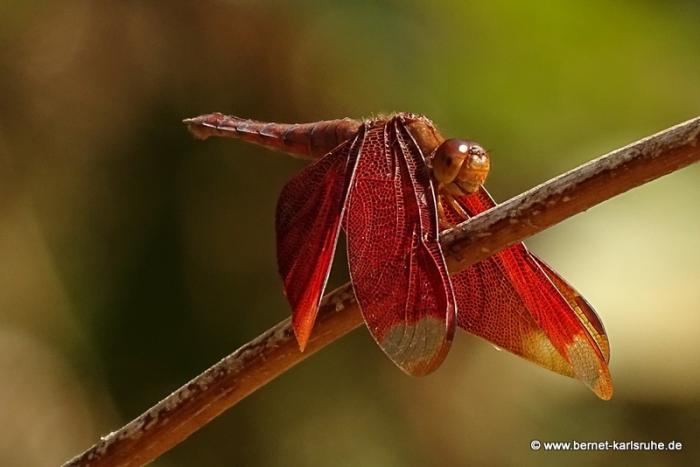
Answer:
[64,117,700,467]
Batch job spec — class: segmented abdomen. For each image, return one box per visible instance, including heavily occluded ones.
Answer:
[183,112,362,159]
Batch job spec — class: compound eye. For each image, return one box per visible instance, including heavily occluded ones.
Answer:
[433,139,470,184]
[432,138,490,193]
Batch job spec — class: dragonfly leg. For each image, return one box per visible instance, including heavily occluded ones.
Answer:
[445,194,470,220]
[437,195,455,230]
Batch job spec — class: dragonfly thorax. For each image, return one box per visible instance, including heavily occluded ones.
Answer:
[432,138,490,195]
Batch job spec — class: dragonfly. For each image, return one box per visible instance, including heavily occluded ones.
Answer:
[184,112,613,400]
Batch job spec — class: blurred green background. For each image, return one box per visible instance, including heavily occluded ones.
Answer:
[1,1,699,466]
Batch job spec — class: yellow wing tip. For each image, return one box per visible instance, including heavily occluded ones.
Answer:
[564,335,614,400]
[378,316,452,377]
[590,364,614,400]
[593,380,614,400]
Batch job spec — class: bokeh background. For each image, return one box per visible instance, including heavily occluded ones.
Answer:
[1,1,699,466]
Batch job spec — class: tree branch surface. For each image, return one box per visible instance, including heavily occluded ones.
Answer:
[64,117,700,467]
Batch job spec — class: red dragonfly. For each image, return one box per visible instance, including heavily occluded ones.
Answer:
[184,112,613,400]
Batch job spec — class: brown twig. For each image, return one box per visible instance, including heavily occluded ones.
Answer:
[64,117,700,467]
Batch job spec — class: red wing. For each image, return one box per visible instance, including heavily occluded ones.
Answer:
[445,187,612,399]
[531,256,610,363]
[276,127,365,350]
[345,118,456,376]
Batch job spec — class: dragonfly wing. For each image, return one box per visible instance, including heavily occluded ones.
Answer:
[276,126,365,350]
[345,118,456,376]
[447,187,612,399]
[531,255,610,363]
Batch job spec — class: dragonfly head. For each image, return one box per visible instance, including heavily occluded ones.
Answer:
[432,139,490,194]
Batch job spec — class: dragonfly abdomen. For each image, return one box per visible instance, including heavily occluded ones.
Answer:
[183,113,361,159]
